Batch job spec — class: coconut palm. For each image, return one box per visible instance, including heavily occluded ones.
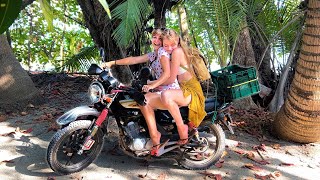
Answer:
[273,0,320,143]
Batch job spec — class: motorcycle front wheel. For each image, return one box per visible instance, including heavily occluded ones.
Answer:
[178,121,225,170]
[47,120,104,175]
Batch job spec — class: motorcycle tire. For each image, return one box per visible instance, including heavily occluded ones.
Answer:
[47,120,104,175]
[178,121,225,170]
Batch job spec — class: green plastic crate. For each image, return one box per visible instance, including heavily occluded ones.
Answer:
[210,65,260,100]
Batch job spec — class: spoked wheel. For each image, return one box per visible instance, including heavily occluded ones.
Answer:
[178,121,225,170]
[47,120,104,175]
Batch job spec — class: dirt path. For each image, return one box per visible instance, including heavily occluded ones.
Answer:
[0,73,319,180]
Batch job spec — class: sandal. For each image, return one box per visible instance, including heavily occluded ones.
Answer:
[177,128,198,145]
[177,138,188,145]
[177,124,189,145]
[150,139,169,156]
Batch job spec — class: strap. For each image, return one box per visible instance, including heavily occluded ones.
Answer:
[180,65,189,71]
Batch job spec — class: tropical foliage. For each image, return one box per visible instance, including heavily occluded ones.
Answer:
[8,0,303,75]
[0,0,22,34]
[111,0,151,48]
[9,0,95,71]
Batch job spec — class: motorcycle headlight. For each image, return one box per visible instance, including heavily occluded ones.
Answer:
[88,81,105,103]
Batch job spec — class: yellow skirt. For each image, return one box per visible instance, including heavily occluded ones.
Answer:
[180,77,207,127]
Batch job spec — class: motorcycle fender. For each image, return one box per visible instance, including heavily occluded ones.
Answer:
[56,106,100,126]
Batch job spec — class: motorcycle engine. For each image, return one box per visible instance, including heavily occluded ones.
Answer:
[124,122,152,153]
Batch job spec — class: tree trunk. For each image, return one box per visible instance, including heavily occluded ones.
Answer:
[153,0,168,28]
[232,27,256,67]
[269,29,302,113]
[0,35,42,110]
[232,26,257,110]
[273,0,320,143]
[177,4,190,44]
[77,0,133,85]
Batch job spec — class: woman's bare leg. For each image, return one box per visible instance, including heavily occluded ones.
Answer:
[139,92,167,146]
[161,89,191,143]
[140,104,160,145]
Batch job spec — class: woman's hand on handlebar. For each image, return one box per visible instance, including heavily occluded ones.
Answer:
[102,61,113,69]
[142,84,153,92]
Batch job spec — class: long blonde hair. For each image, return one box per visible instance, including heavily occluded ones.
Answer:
[152,28,163,37]
[161,29,192,64]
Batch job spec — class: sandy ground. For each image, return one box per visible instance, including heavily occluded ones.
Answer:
[0,74,319,180]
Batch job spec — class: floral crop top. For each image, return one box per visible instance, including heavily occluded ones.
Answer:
[147,47,180,90]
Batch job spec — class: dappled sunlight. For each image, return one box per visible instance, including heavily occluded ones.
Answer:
[0,66,14,90]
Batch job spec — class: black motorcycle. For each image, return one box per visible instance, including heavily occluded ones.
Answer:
[46,60,234,175]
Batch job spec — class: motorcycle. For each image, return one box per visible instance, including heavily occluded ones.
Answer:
[46,55,234,175]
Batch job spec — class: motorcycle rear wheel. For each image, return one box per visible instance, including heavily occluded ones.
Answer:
[178,121,225,170]
[47,120,104,175]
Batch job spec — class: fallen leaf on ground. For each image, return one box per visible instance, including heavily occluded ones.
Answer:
[1,160,14,164]
[270,144,280,149]
[20,112,28,116]
[280,162,295,166]
[244,151,270,165]
[22,128,33,133]
[234,149,246,154]
[35,114,49,122]
[254,171,281,180]
[47,123,60,132]
[156,173,166,180]
[71,174,83,180]
[253,144,266,151]
[272,171,281,177]
[215,160,224,168]
[138,174,147,178]
[51,89,61,95]
[245,151,255,160]
[285,150,294,155]
[0,115,6,122]
[198,171,222,180]
[27,103,35,108]
[221,150,228,158]
[243,163,263,171]
[257,160,270,165]
[0,131,15,136]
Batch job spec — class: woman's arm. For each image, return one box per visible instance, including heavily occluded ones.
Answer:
[148,55,171,89]
[102,54,149,68]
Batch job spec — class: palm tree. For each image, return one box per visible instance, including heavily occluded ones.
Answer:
[0,0,42,109]
[273,0,320,143]
[0,35,42,108]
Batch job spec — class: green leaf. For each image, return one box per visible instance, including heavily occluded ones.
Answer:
[38,0,54,31]
[0,0,22,34]
[111,0,151,48]
[98,0,111,19]
[61,46,99,72]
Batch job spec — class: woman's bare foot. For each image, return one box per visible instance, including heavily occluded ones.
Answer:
[177,124,188,145]
[151,131,161,147]
[150,131,162,156]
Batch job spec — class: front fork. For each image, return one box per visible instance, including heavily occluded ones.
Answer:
[77,108,109,155]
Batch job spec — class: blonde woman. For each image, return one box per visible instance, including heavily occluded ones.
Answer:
[160,29,207,145]
[102,29,179,155]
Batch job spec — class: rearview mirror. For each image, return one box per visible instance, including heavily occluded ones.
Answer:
[88,64,103,75]
[99,47,105,62]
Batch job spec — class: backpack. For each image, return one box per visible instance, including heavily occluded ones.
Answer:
[188,48,211,82]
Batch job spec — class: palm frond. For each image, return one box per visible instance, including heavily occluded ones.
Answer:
[111,0,151,48]
[199,0,247,65]
[38,0,54,31]
[250,0,302,54]
[59,46,99,72]
[97,0,112,19]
